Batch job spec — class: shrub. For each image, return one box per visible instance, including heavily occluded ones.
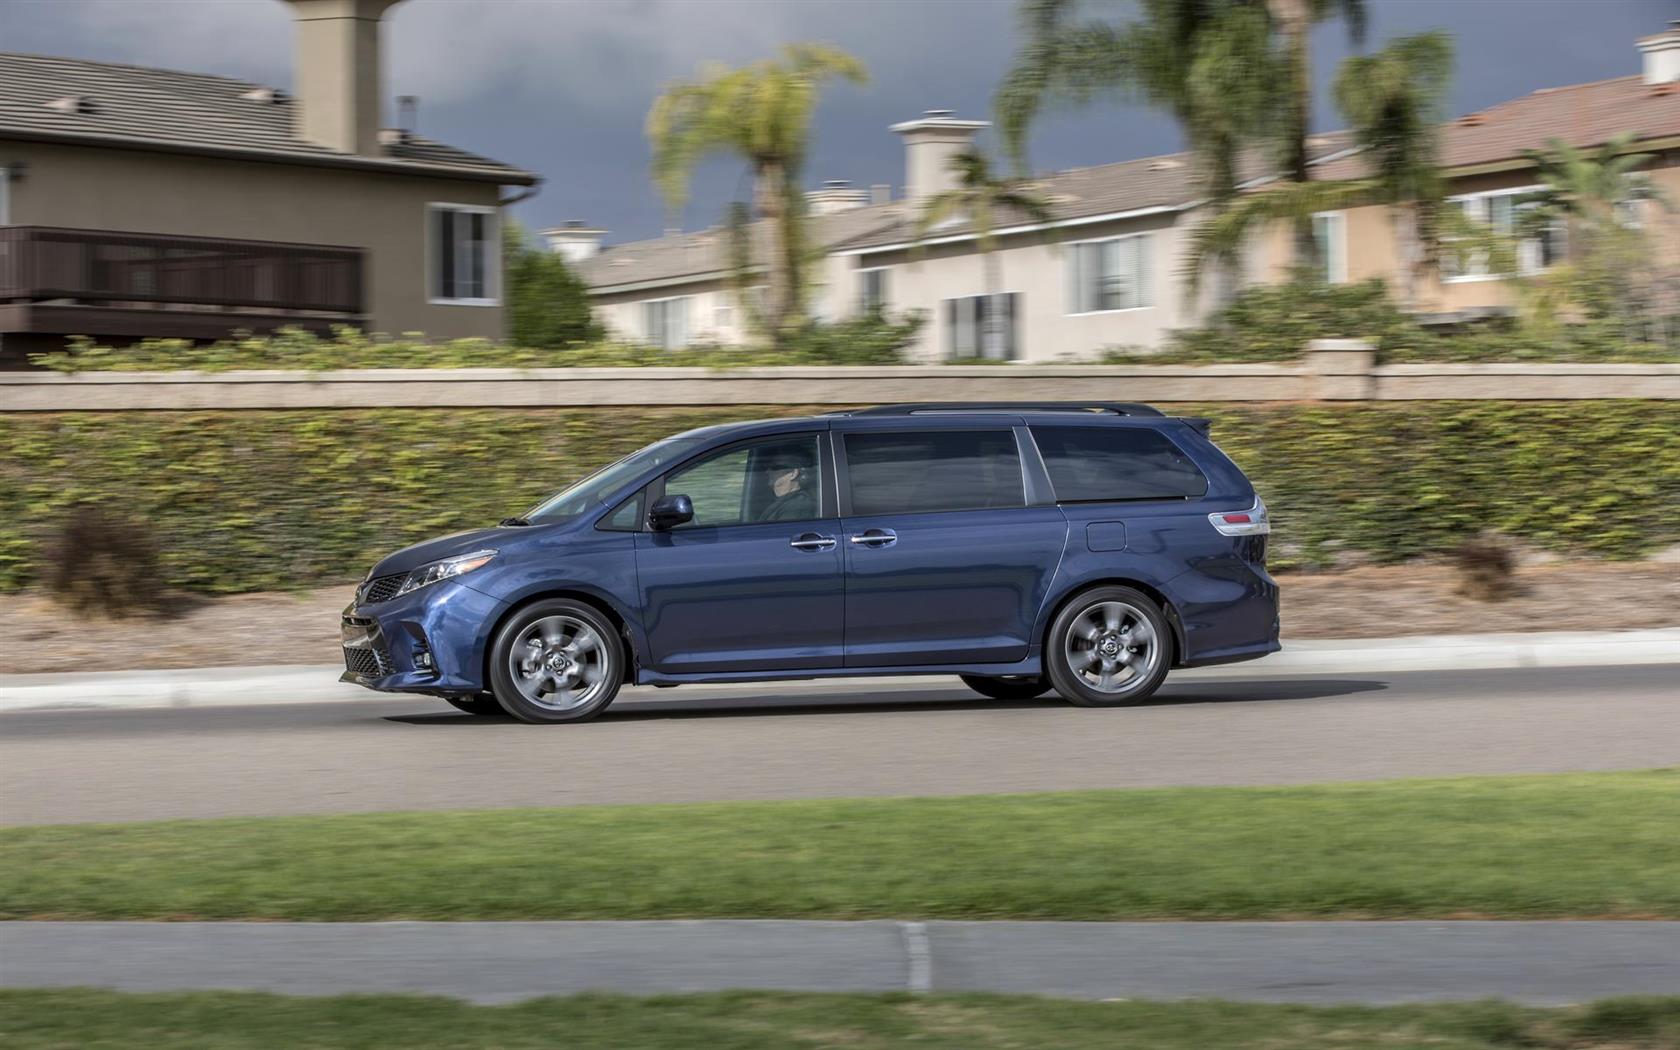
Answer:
[1453,537,1517,601]
[25,313,925,374]
[42,505,164,616]
[1095,278,1679,364]
[503,222,604,349]
[1,401,1675,594]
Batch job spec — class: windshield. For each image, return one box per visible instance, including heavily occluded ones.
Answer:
[521,431,717,524]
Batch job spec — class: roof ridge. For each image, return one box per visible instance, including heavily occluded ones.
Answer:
[0,50,272,93]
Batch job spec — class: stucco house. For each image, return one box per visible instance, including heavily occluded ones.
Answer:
[568,24,1680,362]
[0,0,538,358]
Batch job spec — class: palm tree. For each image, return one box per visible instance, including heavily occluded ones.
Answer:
[913,148,1052,359]
[1185,32,1452,305]
[647,44,867,343]
[1517,134,1674,261]
[996,0,1364,270]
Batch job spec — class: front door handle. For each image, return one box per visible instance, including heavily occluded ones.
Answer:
[790,533,837,551]
[849,528,898,548]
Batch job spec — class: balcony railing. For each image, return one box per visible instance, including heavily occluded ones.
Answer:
[0,225,364,319]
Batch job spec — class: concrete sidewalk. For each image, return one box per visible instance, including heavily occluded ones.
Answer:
[4,920,1677,1006]
[3,628,1677,712]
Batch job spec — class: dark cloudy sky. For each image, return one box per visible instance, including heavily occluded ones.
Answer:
[2,0,1673,244]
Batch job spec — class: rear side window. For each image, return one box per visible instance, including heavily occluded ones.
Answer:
[844,430,1024,515]
[1032,426,1208,502]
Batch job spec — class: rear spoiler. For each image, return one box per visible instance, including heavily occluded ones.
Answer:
[1176,417,1212,436]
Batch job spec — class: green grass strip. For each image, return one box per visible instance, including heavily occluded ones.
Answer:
[4,991,1680,1050]
[3,771,1677,922]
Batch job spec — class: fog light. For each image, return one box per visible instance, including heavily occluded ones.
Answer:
[414,651,434,670]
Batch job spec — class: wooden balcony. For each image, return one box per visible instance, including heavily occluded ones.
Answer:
[0,226,365,351]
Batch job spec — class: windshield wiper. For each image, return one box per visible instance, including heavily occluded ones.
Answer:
[499,516,531,527]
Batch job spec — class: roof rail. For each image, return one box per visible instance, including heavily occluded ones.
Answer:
[839,402,1166,417]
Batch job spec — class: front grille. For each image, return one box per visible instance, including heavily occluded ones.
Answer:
[342,645,390,678]
[360,572,406,605]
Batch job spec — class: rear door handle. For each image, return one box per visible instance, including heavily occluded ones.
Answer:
[849,528,897,548]
[790,533,837,551]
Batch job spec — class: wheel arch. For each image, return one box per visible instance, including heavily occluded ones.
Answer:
[1039,577,1188,667]
[480,588,641,689]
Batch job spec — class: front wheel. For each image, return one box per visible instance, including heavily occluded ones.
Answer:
[959,674,1051,701]
[1046,586,1173,707]
[487,599,624,724]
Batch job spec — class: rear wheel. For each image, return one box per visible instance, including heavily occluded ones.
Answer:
[488,599,623,724]
[1046,586,1172,707]
[959,674,1051,700]
[444,694,503,716]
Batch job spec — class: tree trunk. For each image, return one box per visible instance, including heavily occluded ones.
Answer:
[755,161,801,346]
[1270,0,1319,273]
[1393,203,1416,310]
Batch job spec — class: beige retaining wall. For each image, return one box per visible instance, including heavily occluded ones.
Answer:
[3,344,1678,411]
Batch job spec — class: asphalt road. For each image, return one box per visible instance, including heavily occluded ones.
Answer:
[6,920,1678,1005]
[2,664,1677,825]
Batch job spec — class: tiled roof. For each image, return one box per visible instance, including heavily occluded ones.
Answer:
[0,51,537,184]
[1315,74,1680,180]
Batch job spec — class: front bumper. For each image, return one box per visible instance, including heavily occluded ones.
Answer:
[339,580,507,696]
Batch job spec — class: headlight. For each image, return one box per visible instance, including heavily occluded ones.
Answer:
[395,550,497,597]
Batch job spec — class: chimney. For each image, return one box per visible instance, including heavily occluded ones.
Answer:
[542,221,608,263]
[890,109,989,202]
[1639,21,1680,84]
[806,179,868,215]
[283,0,403,155]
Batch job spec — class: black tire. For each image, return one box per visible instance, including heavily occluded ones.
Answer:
[487,598,624,724]
[959,674,1052,700]
[1045,586,1173,707]
[444,693,504,716]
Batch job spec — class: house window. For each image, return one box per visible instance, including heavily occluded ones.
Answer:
[858,267,889,314]
[1444,189,1563,281]
[944,292,1018,360]
[643,297,690,350]
[428,203,497,304]
[1068,234,1151,313]
[1312,212,1347,284]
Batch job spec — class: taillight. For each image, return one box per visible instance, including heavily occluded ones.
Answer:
[1209,496,1270,536]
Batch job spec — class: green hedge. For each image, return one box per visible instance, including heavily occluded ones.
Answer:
[2,402,1676,593]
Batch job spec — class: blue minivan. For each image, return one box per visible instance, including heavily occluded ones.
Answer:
[342,403,1278,723]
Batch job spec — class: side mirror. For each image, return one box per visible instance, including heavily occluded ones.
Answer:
[647,493,694,531]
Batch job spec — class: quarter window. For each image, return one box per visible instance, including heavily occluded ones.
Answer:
[428,203,496,303]
[1032,426,1208,502]
[664,435,823,529]
[843,430,1024,515]
[1068,235,1151,313]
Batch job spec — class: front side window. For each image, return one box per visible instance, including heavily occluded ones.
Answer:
[664,434,823,529]
[429,204,496,303]
[643,297,690,350]
[1032,426,1208,502]
[1068,234,1152,313]
[843,430,1024,516]
[944,292,1018,360]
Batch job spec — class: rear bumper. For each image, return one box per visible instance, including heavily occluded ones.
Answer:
[339,581,507,696]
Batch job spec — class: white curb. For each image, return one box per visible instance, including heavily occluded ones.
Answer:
[1,629,1676,713]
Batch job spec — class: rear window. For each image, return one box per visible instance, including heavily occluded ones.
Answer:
[844,430,1025,515]
[1032,426,1208,502]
